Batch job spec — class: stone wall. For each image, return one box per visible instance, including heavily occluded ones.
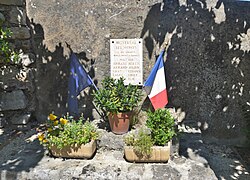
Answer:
[26,0,250,145]
[0,0,36,130]
[1,0,249,145]
[158,0,250,144]
[26,0,162,122]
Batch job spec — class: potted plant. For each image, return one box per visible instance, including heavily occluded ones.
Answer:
[92,77,142,134]
[38,114,99,159]
[124,108,176,162]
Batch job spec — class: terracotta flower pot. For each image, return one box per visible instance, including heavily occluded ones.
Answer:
[50,140,96,159]
[124,141,171,162]
[108,112,131,135]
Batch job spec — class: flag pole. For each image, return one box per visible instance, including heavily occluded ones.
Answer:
[162,40,170,62]
[85,71,98,92]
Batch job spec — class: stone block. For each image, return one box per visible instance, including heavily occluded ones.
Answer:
[11,113,31,125]
[98,129,124,151]
[9,6,26,25]
[0,0,24,6]
[16,68,35,82]
[20,53,35,67]
[13,39,31,51]
[0,113,6,128]
[10,27,30,40]
[0,90,27,111]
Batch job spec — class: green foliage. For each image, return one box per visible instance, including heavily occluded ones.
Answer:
[0,27,20,64]
[92,77,142,114]
[124,128,153,157]
[146,109,176,146]
[39,114,99,149]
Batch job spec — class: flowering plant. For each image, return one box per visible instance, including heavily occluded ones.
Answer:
[38,114,99,149]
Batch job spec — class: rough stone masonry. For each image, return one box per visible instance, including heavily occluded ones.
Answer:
[0,0,36,130]
[0,0,249,145]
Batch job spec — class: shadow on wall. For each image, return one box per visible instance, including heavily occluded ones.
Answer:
[28,18,97,122]
[141,0,250,140]
[0,12,99,178]
[141,0,249,179]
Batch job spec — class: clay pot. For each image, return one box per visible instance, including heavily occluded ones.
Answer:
[108,112,131,135]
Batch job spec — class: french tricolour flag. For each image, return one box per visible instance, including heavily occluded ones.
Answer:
[144,50,168,110]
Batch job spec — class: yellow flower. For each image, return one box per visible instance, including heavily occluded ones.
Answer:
[49,114,57,121]
[53,120,59,126]
[60,118,68,125]
[38,133,44,141]
[43,139,48,143]
[47,128,53,132]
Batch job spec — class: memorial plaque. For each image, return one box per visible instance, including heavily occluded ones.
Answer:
[110,39,143,85]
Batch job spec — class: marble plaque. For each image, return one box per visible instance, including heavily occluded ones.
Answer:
[110,39,143,85]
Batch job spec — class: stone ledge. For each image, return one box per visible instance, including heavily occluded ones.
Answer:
[0,127,249,179]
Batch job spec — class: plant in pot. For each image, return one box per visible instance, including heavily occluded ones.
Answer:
[38,114,99,159]
[124,108,176,162]
[92,77,142,134]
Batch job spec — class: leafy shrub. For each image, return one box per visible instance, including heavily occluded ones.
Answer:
[93,77,142,114]
[146,109,176,146]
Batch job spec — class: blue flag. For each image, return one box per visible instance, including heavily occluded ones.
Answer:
[68,53,93,116]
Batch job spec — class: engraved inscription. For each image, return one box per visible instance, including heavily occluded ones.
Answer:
[110,39,143,85]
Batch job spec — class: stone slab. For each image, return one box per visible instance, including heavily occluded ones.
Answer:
[12,39,31,51]
[0,0,24,6]
[11,113,31,125]
[0,90,27,111]
[9,6,26,25]
[10,27,30,40]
